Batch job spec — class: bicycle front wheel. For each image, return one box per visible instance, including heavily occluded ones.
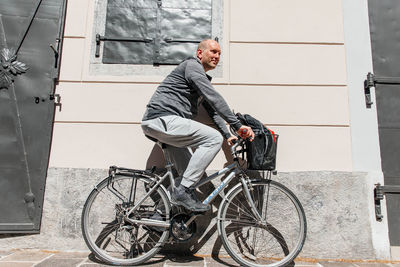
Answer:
[218,179,306,267]
[81,174,170,266]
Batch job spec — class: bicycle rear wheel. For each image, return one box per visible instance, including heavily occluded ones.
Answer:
[81,173,170,266]
[217,179,306,267]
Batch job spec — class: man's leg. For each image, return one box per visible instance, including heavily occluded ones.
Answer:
[162,145,192,186]
[141,115,223,211]
[142,115,223,184]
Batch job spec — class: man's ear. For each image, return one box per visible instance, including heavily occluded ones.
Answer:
[196,49,203,60]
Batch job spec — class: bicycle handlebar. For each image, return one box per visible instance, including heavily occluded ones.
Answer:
[230,137,245,157]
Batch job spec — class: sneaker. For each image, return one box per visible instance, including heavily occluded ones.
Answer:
[171,184,210,212]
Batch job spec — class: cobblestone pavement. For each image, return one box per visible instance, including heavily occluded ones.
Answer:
[0,250,400,267]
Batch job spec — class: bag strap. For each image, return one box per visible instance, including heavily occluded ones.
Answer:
[259,121,269,155]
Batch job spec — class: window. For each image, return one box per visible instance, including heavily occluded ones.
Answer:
[96,0,215,65]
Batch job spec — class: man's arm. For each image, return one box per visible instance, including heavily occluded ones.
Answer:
[185,60,242,131]
[202,100,232,139]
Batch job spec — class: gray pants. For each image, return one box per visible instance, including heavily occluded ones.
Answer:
[141,115,223,188]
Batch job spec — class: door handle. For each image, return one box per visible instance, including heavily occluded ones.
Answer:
[50,41,59,68]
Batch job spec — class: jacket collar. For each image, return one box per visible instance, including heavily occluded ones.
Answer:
[188,56,212,81]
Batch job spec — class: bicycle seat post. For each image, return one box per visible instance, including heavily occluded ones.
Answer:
[157,141,176,188]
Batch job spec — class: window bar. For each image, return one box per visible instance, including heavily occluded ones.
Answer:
[95,34,153,57]
[164,36,219,44]
[164,38,202,44]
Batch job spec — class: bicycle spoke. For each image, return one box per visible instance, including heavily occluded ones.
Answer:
[225,196,258,220]
[82,174,170,265]
[218,180,306,267]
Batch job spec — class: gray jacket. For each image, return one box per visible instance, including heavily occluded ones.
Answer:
[142,57,242,139]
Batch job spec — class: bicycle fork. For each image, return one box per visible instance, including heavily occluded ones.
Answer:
[240,177,264,223]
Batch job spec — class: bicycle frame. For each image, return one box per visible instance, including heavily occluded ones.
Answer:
[120,139,264,228]
[83,139,308,267]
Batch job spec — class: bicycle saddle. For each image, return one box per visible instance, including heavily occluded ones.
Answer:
[145,135,167,149]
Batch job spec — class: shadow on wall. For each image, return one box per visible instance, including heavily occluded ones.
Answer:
[142,105,254,258]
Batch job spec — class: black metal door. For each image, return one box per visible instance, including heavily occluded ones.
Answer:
[368,0,400,245]
[0,0,66,233]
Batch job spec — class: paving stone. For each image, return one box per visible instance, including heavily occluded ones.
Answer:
[147,253,170,265]
[205,256,319,267]
[80,264,111,267]
[0,250,13,259]
[0,249,398,267]
[35,258,84,267]
[319,261,359,267]
[205,256,320,267]
[80,257,121,267]
[353,263,392,267]
[50,251,89,259]
[163,254,204,266]
[0,263,34,267]
[84,253,166,266]
[81,259,164,266]
[205,256,239,267]
[294,261,319,266]
[0,250,51,262]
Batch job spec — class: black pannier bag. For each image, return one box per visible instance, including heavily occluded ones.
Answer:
[236,113,278,170]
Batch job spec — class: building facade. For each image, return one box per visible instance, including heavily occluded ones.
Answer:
[1,0,398,261]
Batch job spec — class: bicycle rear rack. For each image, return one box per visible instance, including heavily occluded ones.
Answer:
[106,165,159,203]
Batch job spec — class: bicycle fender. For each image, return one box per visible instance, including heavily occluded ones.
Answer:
[158,184,171,200]
[216,182,241,236]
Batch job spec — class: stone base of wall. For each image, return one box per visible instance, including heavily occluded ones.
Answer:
[0,168,391,260]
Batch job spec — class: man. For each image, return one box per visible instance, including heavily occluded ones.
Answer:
[141,39,254,212]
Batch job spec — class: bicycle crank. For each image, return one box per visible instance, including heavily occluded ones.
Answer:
[169,213,197,242]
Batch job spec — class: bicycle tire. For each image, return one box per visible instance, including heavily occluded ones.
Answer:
[217,179,307,267]
[81,174,171,266]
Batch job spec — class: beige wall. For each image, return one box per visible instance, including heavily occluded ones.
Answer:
[49,0,352,171]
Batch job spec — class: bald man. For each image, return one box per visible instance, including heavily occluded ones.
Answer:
[142,40,254,212]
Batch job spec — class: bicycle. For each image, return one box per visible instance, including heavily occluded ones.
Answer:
[81,137,307,266]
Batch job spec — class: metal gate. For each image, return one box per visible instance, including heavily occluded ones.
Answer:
[0,0,66,233]
[367,0,400,245]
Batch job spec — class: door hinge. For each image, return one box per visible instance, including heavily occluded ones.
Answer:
[374,183,400,221]
[364,72,400,108]
[364,72,375,109]
[50,93,62,111]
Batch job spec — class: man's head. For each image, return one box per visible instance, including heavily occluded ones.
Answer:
[196,39,221,72]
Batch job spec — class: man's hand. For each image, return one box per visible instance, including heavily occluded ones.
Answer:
[237,126,255,141]
[227,136,238,146]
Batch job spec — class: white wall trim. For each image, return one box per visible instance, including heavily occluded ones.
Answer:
[342,0,382,172]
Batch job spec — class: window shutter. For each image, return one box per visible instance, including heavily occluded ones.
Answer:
[100,0,212,65]
[102,0,156,64]
[157,0,212,64]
